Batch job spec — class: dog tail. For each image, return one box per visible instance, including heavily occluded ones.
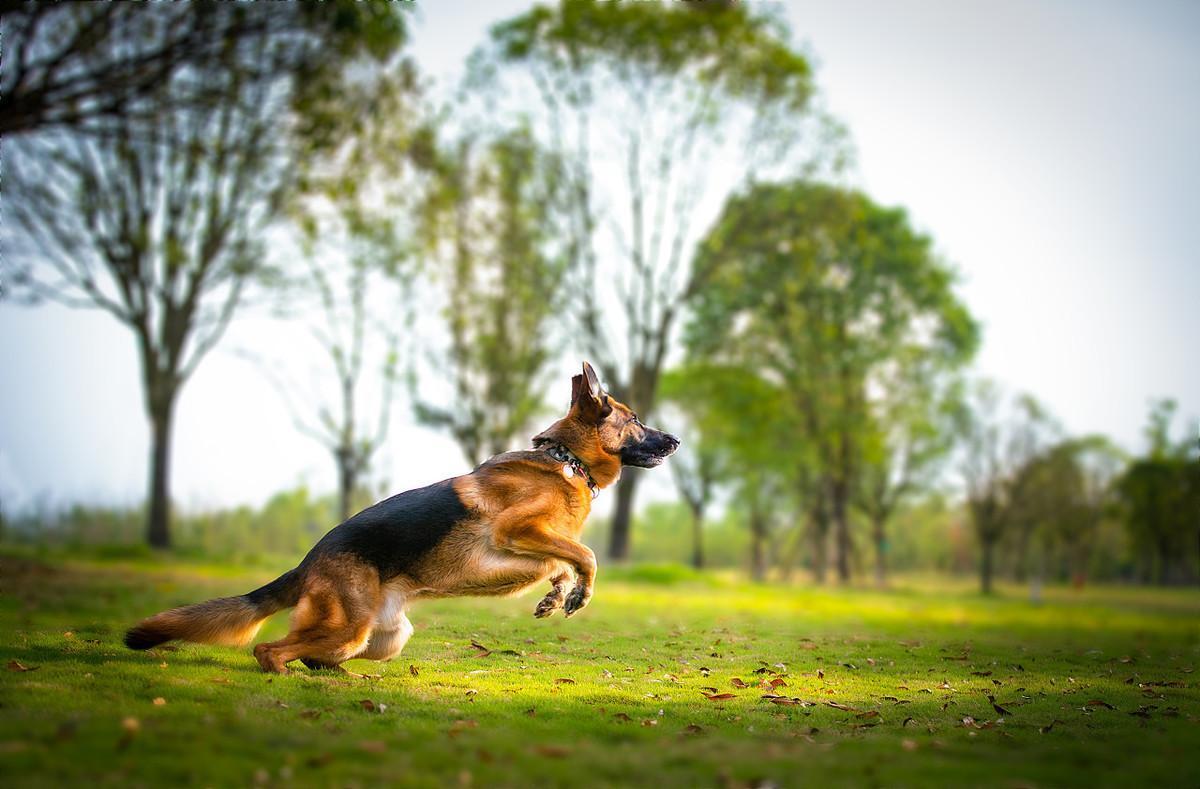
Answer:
[124,568,304,651]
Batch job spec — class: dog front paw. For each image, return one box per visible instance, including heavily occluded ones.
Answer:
[533,591,563,618]
[562,584,592,618]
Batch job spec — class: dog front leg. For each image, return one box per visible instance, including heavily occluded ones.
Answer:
[496,522,597,618]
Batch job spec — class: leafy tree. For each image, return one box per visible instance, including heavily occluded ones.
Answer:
[687,181,978,583]
[1116,400,1200,584]
[0,6,408,548]
[470,0,827,559]
[664,363,795,580]
[413,128,568,465]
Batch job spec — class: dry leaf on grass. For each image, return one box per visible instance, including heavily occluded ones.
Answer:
[534,744,571,758]
[6,660,38,673]
[703,692,737,701]
[448,719,478,736]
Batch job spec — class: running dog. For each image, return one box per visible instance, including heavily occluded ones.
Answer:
[124,362,679,673]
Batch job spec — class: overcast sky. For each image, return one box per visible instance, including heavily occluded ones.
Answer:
[1,0,1197,515]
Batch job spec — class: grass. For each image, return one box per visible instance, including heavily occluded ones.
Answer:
[1,550,1198,788]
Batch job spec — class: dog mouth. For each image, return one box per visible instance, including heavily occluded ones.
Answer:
[620,433,680,468]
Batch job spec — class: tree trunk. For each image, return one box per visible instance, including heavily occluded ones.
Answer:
[690,505,705,570]
[808,487,829,584]
[873,514,887,589]
[750,508,767,582]
[832,482,851,583]
[146,399,175,549]
[607,470,641,561]
[980,535,996,595]
[336,447,355,523]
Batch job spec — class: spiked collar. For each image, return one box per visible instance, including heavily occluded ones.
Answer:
[543,442,600,499]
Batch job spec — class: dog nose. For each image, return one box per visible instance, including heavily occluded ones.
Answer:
[664,433,680,448]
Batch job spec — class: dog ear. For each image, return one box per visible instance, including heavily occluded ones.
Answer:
[582,361,603,400]
[573,362,612,422]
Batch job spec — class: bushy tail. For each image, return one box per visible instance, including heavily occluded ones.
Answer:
[124,568,303,650]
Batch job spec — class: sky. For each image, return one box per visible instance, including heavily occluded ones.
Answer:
[1,0,1198,516]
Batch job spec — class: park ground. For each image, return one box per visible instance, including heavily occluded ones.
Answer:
[1,549,1198,788]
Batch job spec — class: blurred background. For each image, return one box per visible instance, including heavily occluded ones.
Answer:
[1,0,1197,593]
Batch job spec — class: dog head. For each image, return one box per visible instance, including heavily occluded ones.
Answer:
[533,362,680,487]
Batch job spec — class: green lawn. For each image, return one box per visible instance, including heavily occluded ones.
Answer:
[1,550,1198,788]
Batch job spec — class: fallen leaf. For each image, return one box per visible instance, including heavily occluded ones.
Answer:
[6,660,38,673]
[469,640,491,657]
[152,697,166,706]
[683,724,704,735]
[448,719,478,736]
[817,669,825,680]
[359,699,386,713]
[826,701,859,713]
[641,719,658,727]
[971,671,992,677]
[856,710,881,720]
[612,712,632,722]
[534,744,571,758]
[409,665,419,677]
[987,695,1011,716]
[116,717,139,751]
[1039,719,1063,733]
[305,753,333,768]
[769,678,788,688]
[554,678,576,685]
[703,692,737,701]
[902,738,918,751]
[730,677,749,688]
[700,686,719,694]
[1085,699,1115,710]
[902,717,915,727]
[299,709,321,719]
[524,708,536,717]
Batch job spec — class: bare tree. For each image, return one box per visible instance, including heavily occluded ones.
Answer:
[2,73,284,548]
[667,425,722,570]
[413,128,569,466]
[957,382,1057,594]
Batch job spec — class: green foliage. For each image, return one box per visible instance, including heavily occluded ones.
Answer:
[682,180,978,582]
[1116,400,1200,583]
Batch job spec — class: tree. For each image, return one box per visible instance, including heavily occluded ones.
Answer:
[1004,438,1108,598]
[855,361,963,587]
[660,373,726,570]
[664,363,794,580]
[686,181,978,583]
[252,49,421,525]
[1116,400,1200,584]
[413,128,569,466]
[957,383,1058,594]
[470,0,826,559]
[1,6,408,547]
[0,2,407,138]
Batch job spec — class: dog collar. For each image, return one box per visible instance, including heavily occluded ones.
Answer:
[544,443,600,499]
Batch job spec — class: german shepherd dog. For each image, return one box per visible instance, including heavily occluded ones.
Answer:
[125,362,679,674]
